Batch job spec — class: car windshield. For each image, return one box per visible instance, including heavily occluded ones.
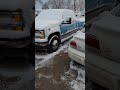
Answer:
[36,10,63,21]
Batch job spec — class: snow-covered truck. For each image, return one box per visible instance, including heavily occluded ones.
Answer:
[35,9,85,53]
[0,0,34,62]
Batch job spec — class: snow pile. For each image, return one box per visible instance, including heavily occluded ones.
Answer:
[38,73,52,79]
[70,62,85,90]
[61,61,85,90]
[35,43,68,70]
[70,80,84,90]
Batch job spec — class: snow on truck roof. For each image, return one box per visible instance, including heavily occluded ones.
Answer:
[36,9,74,21]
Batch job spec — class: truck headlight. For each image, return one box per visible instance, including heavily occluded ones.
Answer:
[40,30,45,39]
[15,26,23,31]
[14,10,24,31]
[14,14,21,22]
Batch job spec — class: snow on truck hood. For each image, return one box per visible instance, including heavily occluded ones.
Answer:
[35,20,60,30]
[0,0,34,10]
[36,9,63,20]
[35,9,65,30]
[35,9,74,30]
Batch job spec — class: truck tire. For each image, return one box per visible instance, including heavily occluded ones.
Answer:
[47,36,60,53]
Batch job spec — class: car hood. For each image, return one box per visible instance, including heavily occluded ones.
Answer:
[35,20,61,30]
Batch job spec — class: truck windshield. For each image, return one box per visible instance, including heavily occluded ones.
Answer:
[36,10,63,21]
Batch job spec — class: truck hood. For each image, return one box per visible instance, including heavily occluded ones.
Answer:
[35,20,60,30]
[0,0,34,10]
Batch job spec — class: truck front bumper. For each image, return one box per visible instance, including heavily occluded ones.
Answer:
[0,37,31,48]
[35,41,48,50]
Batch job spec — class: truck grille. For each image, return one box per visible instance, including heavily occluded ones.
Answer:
[35,30,40,38]
[0,10,24,30]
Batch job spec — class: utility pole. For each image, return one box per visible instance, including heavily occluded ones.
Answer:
[74,0,76,12]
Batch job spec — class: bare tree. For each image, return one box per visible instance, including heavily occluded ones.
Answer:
[37,0,85,12]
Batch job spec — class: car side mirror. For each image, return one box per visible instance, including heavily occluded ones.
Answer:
[62,18,71,24]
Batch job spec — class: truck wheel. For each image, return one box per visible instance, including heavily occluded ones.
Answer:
[47,36,60,53]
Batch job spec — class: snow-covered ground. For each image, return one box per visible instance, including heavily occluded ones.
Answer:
[35,41,68,70]
[62,61,85,90]
[35,38,85,90]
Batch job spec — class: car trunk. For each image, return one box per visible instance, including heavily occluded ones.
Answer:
[94,15,120,62]
[74,31,85,52]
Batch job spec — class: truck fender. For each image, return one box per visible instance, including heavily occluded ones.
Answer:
[48,35,59,45]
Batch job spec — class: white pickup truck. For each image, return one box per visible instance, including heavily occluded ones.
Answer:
[35,9,85,53]
[0,0,34,62]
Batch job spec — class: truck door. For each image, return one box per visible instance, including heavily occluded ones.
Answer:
[60,18,76,33]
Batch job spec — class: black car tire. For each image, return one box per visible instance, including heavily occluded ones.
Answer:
[47,36,60,53]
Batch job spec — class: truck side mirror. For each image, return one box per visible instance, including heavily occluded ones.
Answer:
[62,18,71,24]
